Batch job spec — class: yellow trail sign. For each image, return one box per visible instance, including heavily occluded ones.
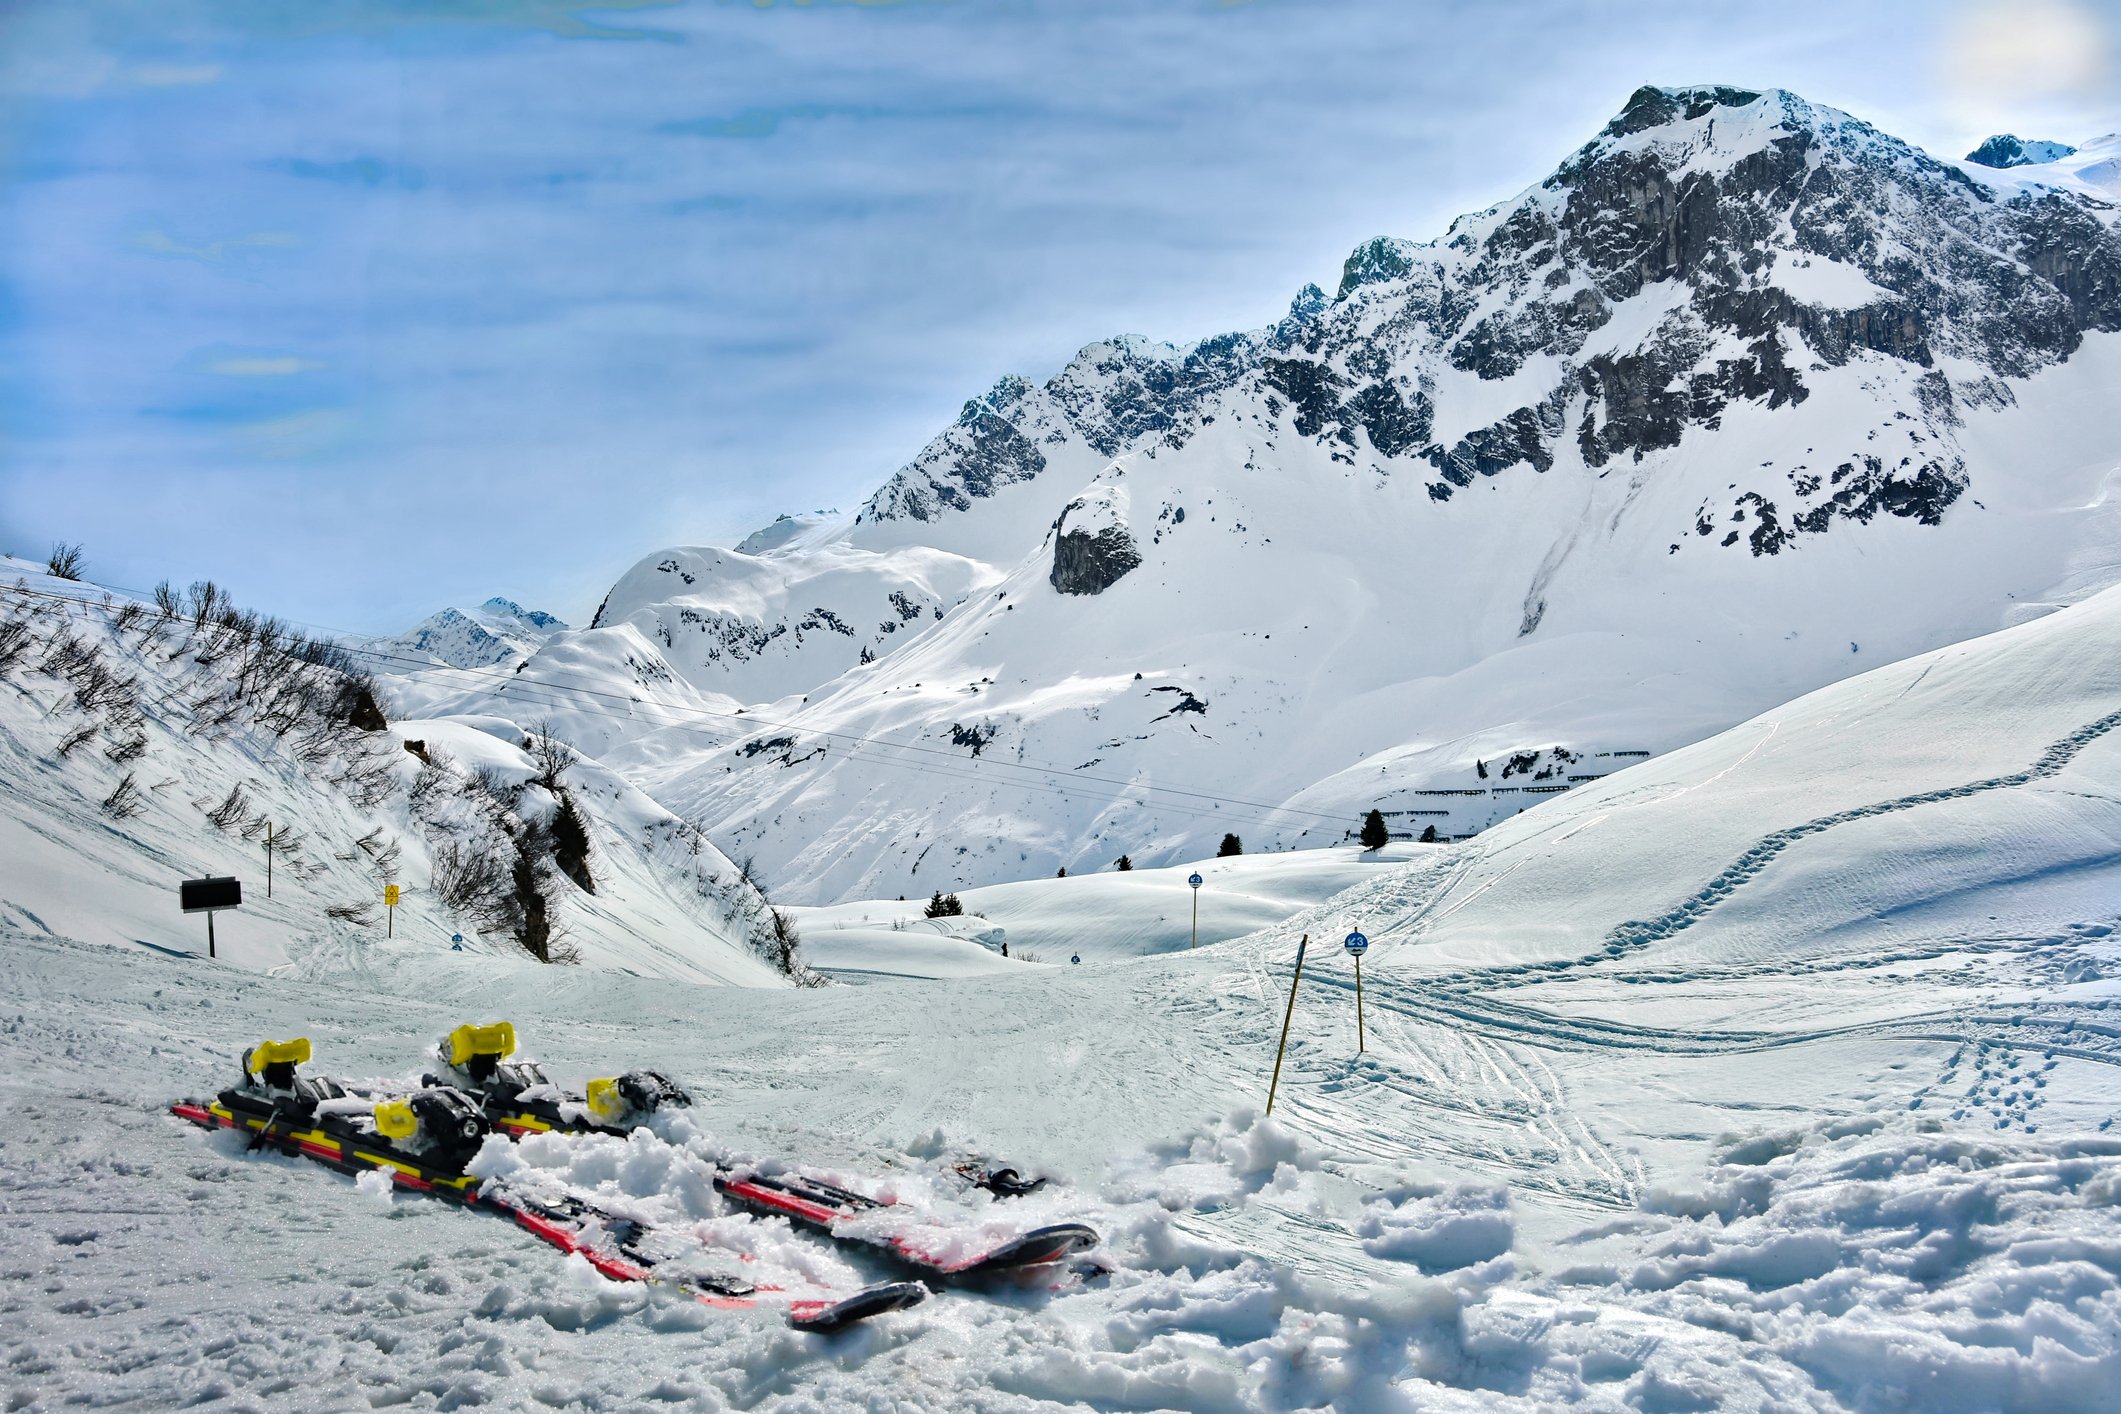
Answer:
[383,885,400,907]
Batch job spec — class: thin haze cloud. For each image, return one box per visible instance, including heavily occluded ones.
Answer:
[0,0,2114,632]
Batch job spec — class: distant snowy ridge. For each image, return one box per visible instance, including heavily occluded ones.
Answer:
[454,84,2121,901]
[380,596,566,671]
[1966,133,2078,168]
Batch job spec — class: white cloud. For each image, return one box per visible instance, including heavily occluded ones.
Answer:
[1940,0,2109,104]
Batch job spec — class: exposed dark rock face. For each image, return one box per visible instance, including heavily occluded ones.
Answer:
[1050,498,1142,596]
[860,85,2121,557]
[1966,135,2077,169]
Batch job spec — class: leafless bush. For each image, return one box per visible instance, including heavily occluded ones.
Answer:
[430,839,511,920]
[111,600,146,637]
[56,723,98,757]
[333,745,398,810]
[103,729,147,763]
[41,631,94,680]
[325,902,376,925]
[408,747,457,810]
[204,784,250,830]
[152,580,180,623]
[469,764,520,806]
[70,659,137,716]
[101,771,143,818]
[239,811,269,842]
[0,615,29,672]
[185,580,230,629]
[526,720,573,790]
[46,543,84,580]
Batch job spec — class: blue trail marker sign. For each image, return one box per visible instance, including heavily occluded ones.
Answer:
[1344,931,1369,1052]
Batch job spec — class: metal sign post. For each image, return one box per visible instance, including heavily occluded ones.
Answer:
[1189,872,1203,949]
[1344,931,1370,1054]
[1265,934,1309,1117]
[263,822,273,899]
[179,876,242,959]
[384,884,399,938]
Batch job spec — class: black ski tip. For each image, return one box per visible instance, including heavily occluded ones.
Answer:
[955,1160,1050,1199]
[965,1222,1101,1273]
[791,1281,927,1334]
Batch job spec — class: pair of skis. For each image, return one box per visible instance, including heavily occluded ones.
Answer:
[170,1031,1095,1333]
[419,1020,1098,1277]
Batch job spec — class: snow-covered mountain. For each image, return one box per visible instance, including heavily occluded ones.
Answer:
[1966,133,2079,169]
[0,563,799,986]
[381,597,567,671]
[442,85,2121,902]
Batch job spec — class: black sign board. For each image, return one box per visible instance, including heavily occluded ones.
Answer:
[179,877,242,913]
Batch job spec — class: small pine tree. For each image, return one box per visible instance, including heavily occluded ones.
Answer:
[550,791,595,894]
[1217,833,1242,857]
[1115,854,1133,872]
[924,890,964,919]
[1056,866,1067,878]
[1419,824,1438,844]
[1359,809,1389,851]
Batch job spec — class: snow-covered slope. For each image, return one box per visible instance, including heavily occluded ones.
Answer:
[1244,574,2121,1048]
[6,580,2118,1409]
[0,564,796,986]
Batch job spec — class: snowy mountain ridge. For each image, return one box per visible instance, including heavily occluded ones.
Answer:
[427,84,2121,901]
[381,596,568,671]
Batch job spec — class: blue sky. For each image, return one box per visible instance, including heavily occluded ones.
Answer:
[2,0,2115,632]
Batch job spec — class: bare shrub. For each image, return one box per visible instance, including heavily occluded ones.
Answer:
[204,784,250,830]
[526,721,573,790]
[103,730,147,763]
[56,724,98,758]
[46,543,84,580]
[430,839,510,919]
[111,600,146,637]
[325,902,376,925]
[469,764,519,806]
[0,616,29,672]
[101,771,143,818]
[152,580,180,622]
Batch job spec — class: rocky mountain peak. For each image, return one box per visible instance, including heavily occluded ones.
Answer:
[1966,134,2079,169]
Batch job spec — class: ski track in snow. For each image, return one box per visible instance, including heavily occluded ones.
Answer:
[1589,706,2121,968]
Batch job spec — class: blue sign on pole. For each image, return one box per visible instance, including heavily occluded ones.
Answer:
[451,932,464,952]
[1344,930,1369,956]
[1189,873,1203,889]
[1071,953,1081,965]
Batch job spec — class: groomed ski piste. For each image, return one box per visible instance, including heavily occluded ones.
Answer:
[6,579,2121,1409]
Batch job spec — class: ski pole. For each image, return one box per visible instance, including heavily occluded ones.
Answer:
[1264,935,1308,1117]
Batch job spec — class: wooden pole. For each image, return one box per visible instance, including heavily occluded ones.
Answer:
[1355,954,1365,1054]
[1265,935,1308,1117]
